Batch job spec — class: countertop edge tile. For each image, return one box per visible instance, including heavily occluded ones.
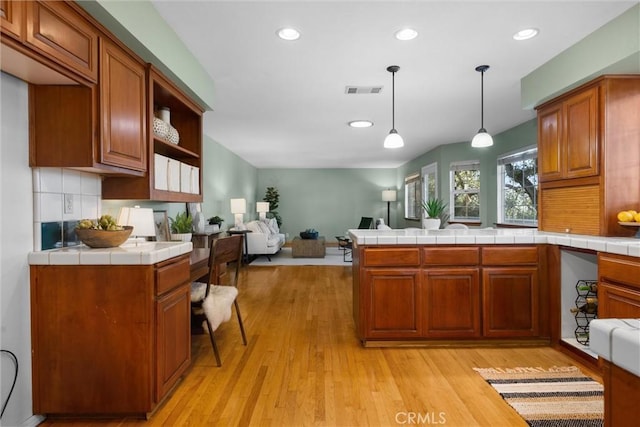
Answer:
[346,229,640,258]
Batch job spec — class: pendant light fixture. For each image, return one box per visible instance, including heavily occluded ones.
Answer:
[471,64,493,148]
[383,65,404,149]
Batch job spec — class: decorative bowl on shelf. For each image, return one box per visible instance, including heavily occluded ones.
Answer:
[300,229,319,240]
[75,226,133,248]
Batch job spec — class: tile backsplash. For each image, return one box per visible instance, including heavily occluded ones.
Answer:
[33,168,101,251]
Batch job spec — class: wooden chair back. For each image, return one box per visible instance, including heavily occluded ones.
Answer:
[205,235,243,299]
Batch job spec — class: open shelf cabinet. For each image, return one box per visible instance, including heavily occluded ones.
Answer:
[102,65,204,202]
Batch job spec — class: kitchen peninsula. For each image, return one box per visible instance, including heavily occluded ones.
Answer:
[349,228,640,356]
[28,241,193,417]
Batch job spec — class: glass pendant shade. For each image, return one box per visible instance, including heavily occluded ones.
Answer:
[472,65,493,148]
[384,129,404,149]
[471,129,494,147]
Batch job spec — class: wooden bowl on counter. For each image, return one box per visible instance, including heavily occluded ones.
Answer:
[75,226,133,248]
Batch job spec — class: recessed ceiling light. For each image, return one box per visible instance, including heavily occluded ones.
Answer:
[348,120,373,128]
[277,28,300,41]
[513,28,539,41]
[395,28,418,41]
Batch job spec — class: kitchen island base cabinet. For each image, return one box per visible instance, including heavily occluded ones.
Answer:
[354,244,546,344]
[363,269,422,339]
[423,268,480,338]
[482,267,539,337]
[30,254,191,417]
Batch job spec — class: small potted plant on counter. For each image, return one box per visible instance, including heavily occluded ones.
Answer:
[422,198,447,230]
[169,211,193,241]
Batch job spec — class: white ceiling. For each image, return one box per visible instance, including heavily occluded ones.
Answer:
[151,0,637,169]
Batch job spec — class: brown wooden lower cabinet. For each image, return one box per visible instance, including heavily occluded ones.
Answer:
[598,253,640,318]
[353,245,545,343]
[482,267,539,337]
[423,268,480,337]
[363,269,422,338]
[30,254,191,417]
[601,359,640,427]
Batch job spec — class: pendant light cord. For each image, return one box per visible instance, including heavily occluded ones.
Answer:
[391,70,395,129]
[480,69,484,129]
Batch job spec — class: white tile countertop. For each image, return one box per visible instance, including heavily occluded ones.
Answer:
[28,241,193,265]
[347,228,640,258]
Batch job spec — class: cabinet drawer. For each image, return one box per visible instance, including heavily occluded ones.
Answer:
[25,1,98,82]
[156,256,190,296]
[422,247,479,266]
[599,253,640,290]
[363,248,420,267]
[482,246,538,265]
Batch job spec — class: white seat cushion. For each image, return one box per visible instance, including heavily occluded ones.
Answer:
[266,235,281,247]
[202,286,238,331]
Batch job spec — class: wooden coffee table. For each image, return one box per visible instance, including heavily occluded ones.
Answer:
[291,236,326,258]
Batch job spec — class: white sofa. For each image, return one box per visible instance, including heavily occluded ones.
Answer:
[244,218,285,260]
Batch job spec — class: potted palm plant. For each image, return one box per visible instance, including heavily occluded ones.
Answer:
[422,198,447,230]
[169,211,193,241]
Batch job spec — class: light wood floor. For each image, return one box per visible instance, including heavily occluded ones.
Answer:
[43,264,600,427]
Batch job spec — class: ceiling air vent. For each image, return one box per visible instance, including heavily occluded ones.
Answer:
[345,86,383,94]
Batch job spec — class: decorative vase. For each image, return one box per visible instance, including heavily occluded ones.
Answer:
[194,212,206,233]
[170,232,192,242]
[167,125,180,144]
[159,107,171,123]
[424,218,441,230]
[152,117,169,139]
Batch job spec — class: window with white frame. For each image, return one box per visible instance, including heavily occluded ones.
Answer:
[497,146,538,226]
[450,161,480,222]
[404,173,421,220]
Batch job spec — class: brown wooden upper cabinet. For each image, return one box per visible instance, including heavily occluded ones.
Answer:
[537,75,640,237]
[98,37,146,172]
[537,86,598,182]
[24,0,98,83]
[29,36,147,175]
[102,65,204,202]
[1,0,24,41]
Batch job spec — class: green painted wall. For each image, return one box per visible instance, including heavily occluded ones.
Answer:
[396,119,538,229]
[522,3,640,108]
[201,135,258,226]
[257,168,396,240]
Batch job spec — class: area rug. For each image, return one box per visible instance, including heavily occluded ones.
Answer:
[249,246,351,266]
[473,366,603,427]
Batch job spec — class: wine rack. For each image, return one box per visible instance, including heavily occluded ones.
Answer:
[572,280,598,345]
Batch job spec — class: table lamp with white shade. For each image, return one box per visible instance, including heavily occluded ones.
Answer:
[256,202,270,220]
[230,198,247,229]
[117,206,156,243]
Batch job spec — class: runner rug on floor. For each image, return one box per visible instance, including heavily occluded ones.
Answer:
[473,366,603,427]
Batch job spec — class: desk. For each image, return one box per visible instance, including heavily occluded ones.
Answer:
[192,231,223,249]
[190,248,209,282]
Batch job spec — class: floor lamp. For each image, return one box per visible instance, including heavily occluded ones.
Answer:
[382,190,397,226]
